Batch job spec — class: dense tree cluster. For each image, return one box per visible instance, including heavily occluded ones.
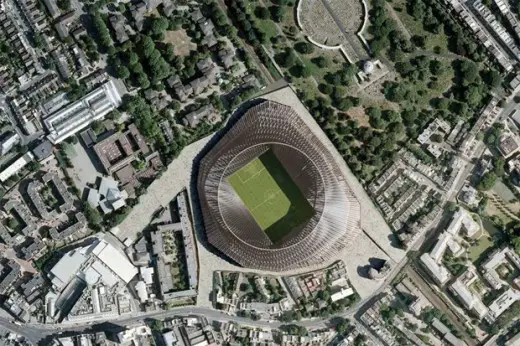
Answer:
[226,0,268,46]
[406,0,486,61]
[138,35,171,84]
[299,96,400,181]
[477,172,497,191]
[91,11,113,51]
[369,0,409,57]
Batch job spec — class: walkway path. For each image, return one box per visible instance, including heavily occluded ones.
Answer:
[111,137,212,243]
[385,3,411,40]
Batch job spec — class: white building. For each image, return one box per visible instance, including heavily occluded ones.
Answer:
[91,239,138,284]
[117,325,152,344]
[0,152,34,182]
[486,288,520,322]
[0,133,20,155]
[447,209,479,237]
[450,279,488,319]
[482,247,520,290]
[459,185,479,207]
[330,287,355,302]
[44,79,124,144]
[49,247,90,290]
[420,253,451,285]
[49,238,137,292]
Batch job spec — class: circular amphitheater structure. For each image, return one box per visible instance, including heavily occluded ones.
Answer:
[197,100,361,271]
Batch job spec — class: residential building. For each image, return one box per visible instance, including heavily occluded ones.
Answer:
[183,105,221,128]
[93,123,149,174]
[0,133,20,155]
[449,279,488,319]
[0,152,34,182]
[498,134,520,158]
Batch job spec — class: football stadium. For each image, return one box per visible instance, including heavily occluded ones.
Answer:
[197,99,360,271]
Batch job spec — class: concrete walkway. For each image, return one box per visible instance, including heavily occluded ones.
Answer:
[111,136,212,243]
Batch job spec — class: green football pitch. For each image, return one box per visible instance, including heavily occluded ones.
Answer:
[228,150,314,243]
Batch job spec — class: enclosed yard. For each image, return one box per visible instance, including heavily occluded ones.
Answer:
[163,29,197,56]
[468,219,498,264]
[228,150,314,243]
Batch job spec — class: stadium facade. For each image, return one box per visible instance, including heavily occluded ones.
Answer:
[197,100,361,271]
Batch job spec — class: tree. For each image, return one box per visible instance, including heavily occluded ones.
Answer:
[411,34,426,48]
[483,69,502,88]
[477,172,497,191]
[446,201,458,212]
[149,319,164,331]
[140,35,156,58]
[255,6,270,19]
[383,82,407,102]
[83,202,102,226]
[459,60,479,85]
[275,48,297,68]
[116,65,130,79]
[27,161,41,172]
[318,290,330,301]
[513,237,520,255]
[270,5,285,22]
[91,120,104,134]
[494,157,505,177]
[137,73,151,89]
[430,133,443,142]
[319,83,333,95]
[354,334,367,346]
[57,0,71,11]
[92,12,113,50]
[430,59,443,75]
[151,17,169,36]
[335,318,351,335]
[312,56,329,68]
[6,218,19,230]
[290,63,311,78]
[294,41,314,54]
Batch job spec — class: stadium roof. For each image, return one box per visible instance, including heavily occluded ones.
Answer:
[197,96,361,271]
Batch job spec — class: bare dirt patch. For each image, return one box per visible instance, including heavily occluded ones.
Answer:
[344,106,370,127]
[163,29,197,56]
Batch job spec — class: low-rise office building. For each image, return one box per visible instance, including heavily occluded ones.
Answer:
[44,79,124,144]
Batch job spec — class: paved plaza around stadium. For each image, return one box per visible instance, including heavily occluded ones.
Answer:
[112,82,406,307]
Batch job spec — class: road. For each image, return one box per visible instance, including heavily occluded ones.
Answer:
[3,121,486,345]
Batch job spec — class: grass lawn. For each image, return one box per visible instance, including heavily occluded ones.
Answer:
[228,150,314,243]
[468,219,498,264]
